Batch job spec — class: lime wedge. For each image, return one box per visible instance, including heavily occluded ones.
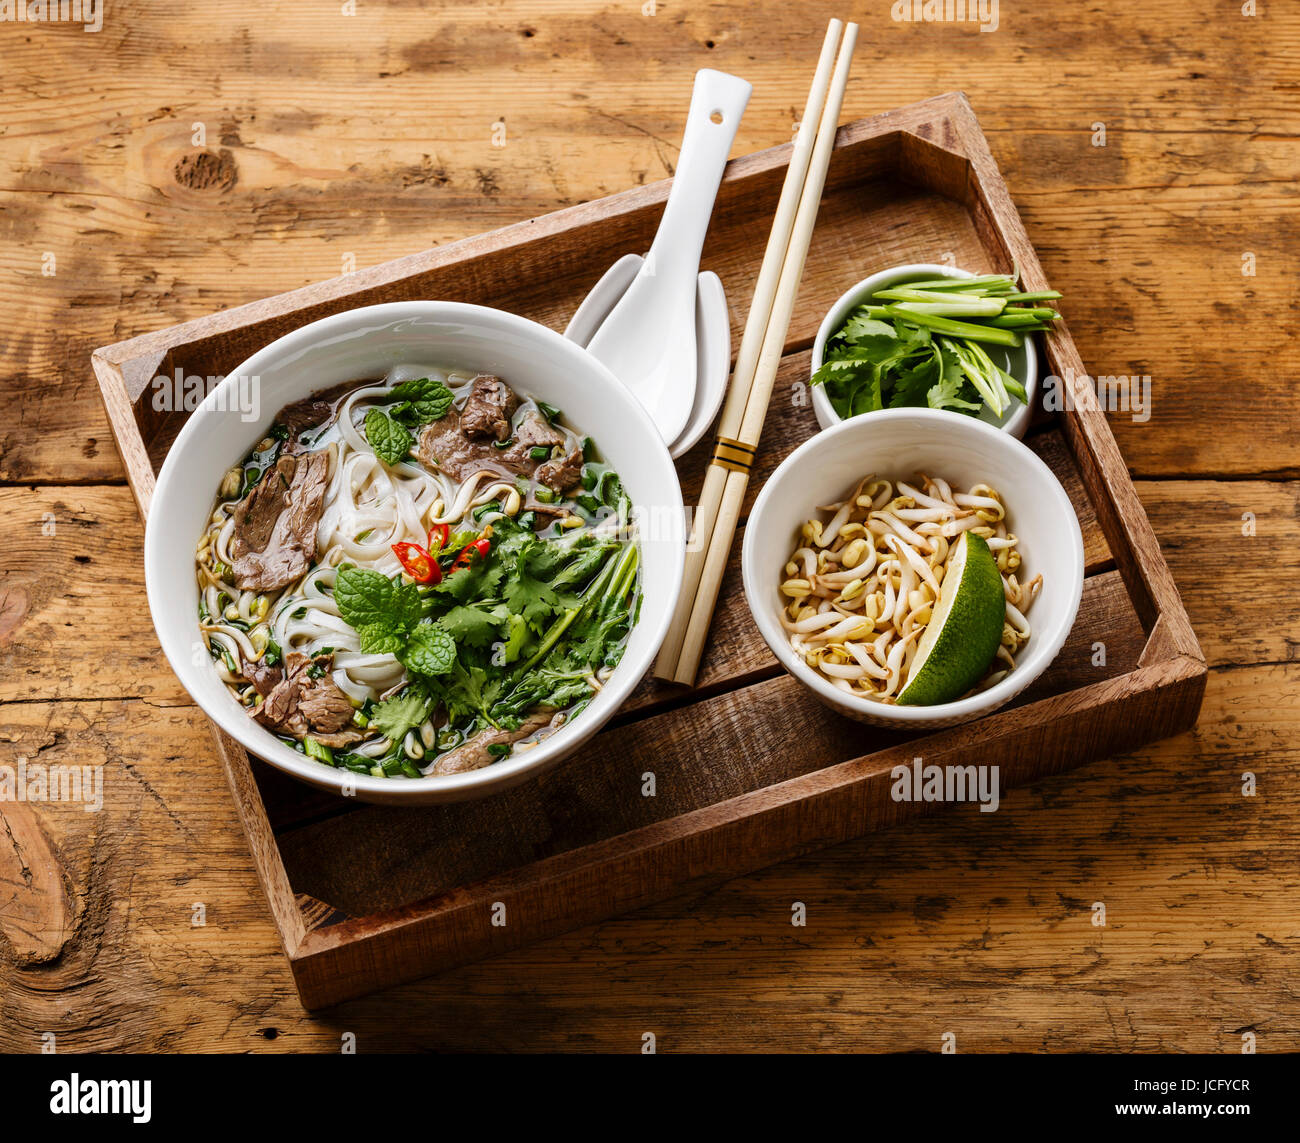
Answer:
[897,531,1005,706]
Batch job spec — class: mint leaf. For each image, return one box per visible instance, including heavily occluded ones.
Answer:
[335,567,395,629]
[337,567,424,654]
[357,621,405,655]
[388,579,424,631]
[400,623,458,676]
[365,408,413,466]
[387,400,417,426]
[389,377,453,423]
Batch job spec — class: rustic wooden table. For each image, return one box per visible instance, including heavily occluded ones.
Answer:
[1,2,1295,1053]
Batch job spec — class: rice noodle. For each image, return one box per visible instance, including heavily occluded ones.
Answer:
[195,365,610,768]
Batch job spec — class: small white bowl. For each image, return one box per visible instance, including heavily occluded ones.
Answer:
[742,409,1083,730]
[810,263,1037,439]
[145,302,685,806]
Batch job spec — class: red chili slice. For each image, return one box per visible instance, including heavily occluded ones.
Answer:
[451,536,492,570]
[428,523,450,552]
[392,541,441,584]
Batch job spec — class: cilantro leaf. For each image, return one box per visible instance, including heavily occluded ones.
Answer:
[432,557,503,604]
[442,661,494,721]
[440,603,508,648]
[504,568,564,633]
[889,349,941,408]
[848,369,884,416]
[570,600,630,667]
[365,408,413,466]
[370,687,435,741]
[814,302,999,420]
[492,659,591,722]
[838,310,897,342]
[928,345,983,412]
[519,539,575,581]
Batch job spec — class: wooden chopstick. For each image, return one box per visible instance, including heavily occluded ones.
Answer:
[654,18,848,681]
[666,20,859,687]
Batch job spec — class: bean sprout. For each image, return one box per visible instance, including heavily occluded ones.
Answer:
[778,473,1041,704]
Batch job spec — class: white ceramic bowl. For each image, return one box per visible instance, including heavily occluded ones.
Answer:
[742,409,1083,730]
[811,263,1037,439]
[145,302,685,805]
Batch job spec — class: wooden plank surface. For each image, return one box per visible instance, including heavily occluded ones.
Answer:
[1,1,1295,1050]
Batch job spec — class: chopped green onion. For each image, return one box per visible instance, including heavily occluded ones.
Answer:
[873,287,1006,316]
[1002,290,1062,303]
[303,737,334,765]
[903,274,1019,291]
[882,306,1023,347]
[889,299,1007,318]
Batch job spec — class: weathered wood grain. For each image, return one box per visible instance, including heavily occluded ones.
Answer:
[2,1,1296,481]
[78,93,1212,1006]
[0,0,1292,1049]
[0,663,1293,1050]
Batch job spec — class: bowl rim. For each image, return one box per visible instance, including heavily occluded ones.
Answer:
[144,300,684,798]
[809,262,1037,438]
[742,407,1084,724]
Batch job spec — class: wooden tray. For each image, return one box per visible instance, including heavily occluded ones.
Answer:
[93,93,1206,1010]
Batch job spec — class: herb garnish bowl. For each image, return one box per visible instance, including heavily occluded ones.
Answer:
[810,263,1038,438]
[145,302,685,806]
